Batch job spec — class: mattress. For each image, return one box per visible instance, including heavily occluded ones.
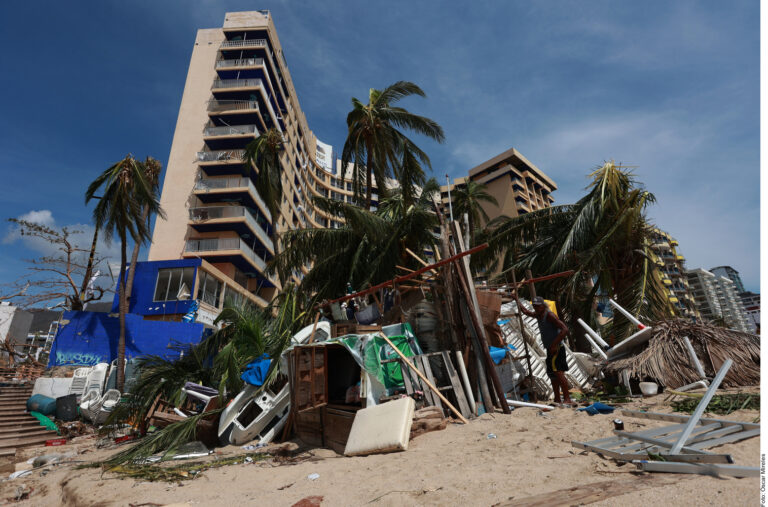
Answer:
[344,397,415,456]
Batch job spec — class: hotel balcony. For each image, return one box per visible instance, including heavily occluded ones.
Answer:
[211,79,283,132]
[196,149,246,165]
[207,99,260,115]
[189,206,273,255]
[215,57,265,70]
[193,177,272,222]
[203,124,259,138]
[184,237,275,285]
[212,78,265,92]
[220,39,268,49]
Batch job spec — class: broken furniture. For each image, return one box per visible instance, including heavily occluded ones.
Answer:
[344,396,415,456]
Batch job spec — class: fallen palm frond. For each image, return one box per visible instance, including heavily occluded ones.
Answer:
[106,452,270,482]
[671,393,760,415]
[103,409,223,468]
[605,319,760,388]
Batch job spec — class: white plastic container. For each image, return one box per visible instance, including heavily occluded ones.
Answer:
[639,382,658,396]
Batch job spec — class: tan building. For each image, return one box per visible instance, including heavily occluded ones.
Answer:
[149,11,379,307]
[440,147,557,225]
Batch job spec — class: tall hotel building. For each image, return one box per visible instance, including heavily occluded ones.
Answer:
[148,11,373,312]
[440,147,557,223]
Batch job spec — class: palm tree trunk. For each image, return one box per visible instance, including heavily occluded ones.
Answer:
[116,231,128,392]
[125,205,149,302]
[365,148,373,210]
[75,228,100,311]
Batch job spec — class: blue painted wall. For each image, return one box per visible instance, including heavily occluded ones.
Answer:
[48,310,206,367]
[111,259,201,316]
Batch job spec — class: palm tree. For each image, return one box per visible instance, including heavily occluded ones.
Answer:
[272,179,440,300]
[341,81,445,209]
[452,180,499,247]
[86,155,161,391]
[104,288,310,466]
[478,161,673,344]
[125,157,164,301]
[243,128,285,256]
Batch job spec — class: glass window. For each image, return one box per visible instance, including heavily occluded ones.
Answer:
[199,271,222,308]
[153,267,195,301]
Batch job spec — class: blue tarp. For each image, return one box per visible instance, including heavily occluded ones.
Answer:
[577,402,616,416]
[241,354,271,386]
[489,344,517,365]
[48,311,206,367]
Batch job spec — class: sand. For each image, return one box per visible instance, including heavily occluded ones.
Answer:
[0,395,760,506]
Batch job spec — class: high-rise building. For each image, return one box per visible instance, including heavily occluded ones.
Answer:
[686,268,751,332]
[148,11,379,311]
[648,228,699,319]
[440,147,557,224]
[709,265,745,294]
[740,291,760,332]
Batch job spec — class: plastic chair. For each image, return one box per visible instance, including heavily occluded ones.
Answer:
[94,389,122,425]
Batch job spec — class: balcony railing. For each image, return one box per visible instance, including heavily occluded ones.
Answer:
[194,177,272,221]
[189,206,274,252]
[185,237,268,275]
[207,99,259,113]
[203,125,259,137]
[196,149,245,162]
[220,39,267,49]
[215,57,265,69]
[212,78,264,90]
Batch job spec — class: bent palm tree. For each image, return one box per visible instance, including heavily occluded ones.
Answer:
[273,178,440,299]
[452,180,498,247]
[86,155,161,391]
[125,157,165,301]
[478,162,672,344]
[341,81,445,209]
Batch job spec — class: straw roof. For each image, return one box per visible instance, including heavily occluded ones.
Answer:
[604,319,760,388]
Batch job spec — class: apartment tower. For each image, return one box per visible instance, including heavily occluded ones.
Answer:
[440,147,557,223]
[149,11,374,309]
[648,228,699,319]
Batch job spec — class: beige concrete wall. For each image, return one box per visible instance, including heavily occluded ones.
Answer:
[149,28,223,261]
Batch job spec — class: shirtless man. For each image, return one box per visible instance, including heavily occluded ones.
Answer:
[516,295,572,405]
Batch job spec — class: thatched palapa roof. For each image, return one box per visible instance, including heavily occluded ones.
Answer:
[604,319,760,388]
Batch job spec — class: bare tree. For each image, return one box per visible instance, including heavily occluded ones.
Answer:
[1,219,110,310]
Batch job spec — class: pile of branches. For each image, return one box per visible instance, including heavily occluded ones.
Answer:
[605,319,760,388]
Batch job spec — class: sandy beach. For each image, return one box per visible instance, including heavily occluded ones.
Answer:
[0,394,758,507]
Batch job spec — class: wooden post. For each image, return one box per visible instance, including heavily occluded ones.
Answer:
[451,222,511,414]
[379,335,469,424]
[308,313,321,344]
[511,270,537,402]
[525,269,537,299]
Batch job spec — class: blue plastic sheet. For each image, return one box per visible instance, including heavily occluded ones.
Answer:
[48,311,205,367]
[241,354,271,386]
[489,344,517,364]
[577,402,615,416]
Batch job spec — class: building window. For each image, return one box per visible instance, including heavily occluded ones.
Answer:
[199,270,223,308]
[154,267,195,301]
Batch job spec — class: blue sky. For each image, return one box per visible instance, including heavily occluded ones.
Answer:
[0,0,759,295]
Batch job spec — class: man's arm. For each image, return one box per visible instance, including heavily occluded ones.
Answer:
[514,293,537,317]
[547,312,569,352]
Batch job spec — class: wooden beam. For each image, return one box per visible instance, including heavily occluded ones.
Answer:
[318,243,488,308]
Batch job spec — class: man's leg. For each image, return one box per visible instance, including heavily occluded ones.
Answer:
[549,374,561,403]
[556,371,571,403]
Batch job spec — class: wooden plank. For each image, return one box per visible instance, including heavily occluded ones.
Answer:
[418,356,443,411]
[621,410,760,430]
[399,360,415,396]
[0,434,63,450]
[497,475,680,506]
[441,351,471,418]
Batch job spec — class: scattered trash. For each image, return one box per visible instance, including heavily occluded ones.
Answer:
[307,473,320,481]
[45,438,67,446]
[613,419,624,431]
[241,443,268,451]
[8,470,32,480]
[291,496,324,507]
[487,433,497,439]
[244,456,253,463]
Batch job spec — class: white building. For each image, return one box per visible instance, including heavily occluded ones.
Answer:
[686,269,751,333]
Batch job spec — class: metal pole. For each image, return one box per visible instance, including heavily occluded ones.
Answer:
[669,358,733,454]
[577,318,610,349]
[682,336,707,379]
[445,174,454,222]
[511,271,537,402]
[608,298,644,329]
